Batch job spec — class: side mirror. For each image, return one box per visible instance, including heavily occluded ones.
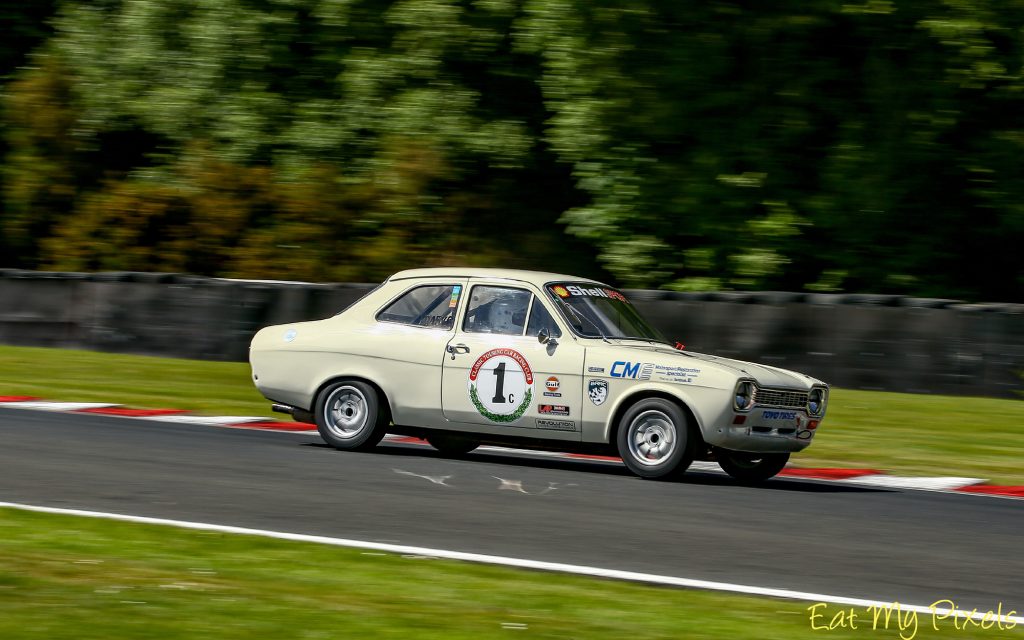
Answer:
[538,329,557,346]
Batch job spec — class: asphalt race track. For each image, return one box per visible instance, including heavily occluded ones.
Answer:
[1,406,1020,612]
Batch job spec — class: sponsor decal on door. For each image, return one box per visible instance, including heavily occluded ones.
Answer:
[467,349,534,423]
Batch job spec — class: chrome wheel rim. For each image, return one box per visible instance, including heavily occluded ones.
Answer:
[626,409,678,466]
[324,386,368,440]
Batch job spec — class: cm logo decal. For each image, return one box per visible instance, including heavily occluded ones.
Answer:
[468,348,534,423]
[610,361,653,380]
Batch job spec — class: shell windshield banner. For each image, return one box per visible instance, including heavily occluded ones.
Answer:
[549,283,631,303]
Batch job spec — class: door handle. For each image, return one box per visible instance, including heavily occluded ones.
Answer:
[446,343,470,360]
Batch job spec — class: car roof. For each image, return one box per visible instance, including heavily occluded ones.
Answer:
[388,268,611,289]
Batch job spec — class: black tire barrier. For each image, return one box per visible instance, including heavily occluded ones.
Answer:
[0,270,1019,398]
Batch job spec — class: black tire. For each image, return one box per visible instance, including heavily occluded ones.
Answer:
[314,380,389,451]
[716,450,790,483]
[425,433,479,456]
[615,397,696,480]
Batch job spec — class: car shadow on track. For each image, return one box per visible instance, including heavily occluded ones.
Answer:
[304,442,891,495]
[306,441,633,476]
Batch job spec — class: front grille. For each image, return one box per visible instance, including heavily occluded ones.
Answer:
[754,388,808,409]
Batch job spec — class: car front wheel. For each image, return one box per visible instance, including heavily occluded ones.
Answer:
[716,450,790,483]
[315,380,388,451]
[616,398,696,480]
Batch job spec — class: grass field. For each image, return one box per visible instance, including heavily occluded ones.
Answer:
[1,345,1022,638]
[0,345,278,419]
[1,344,1022,484]
[1,507,1019,640]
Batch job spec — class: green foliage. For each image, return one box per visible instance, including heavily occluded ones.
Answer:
[1,1,1022,299]
[0,2,60,262]
[521,0,1024,298]
[2,0,596,282]
[2,57,85,266]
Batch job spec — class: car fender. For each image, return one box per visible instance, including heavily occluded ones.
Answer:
[599,381,716,444]
[309,366,399,424]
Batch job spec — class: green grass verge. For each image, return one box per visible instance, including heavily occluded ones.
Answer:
[0,345,277,419]
[792,388,1024,485]
[1,344,1023,484]
[2,507,1019,640]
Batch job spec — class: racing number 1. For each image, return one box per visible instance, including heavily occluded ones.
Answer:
[491,361,517,404]
[492,362,506,404]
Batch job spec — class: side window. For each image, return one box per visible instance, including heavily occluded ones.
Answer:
[463,286,531,335]
[376,284,462,329]
[526,300,562,338]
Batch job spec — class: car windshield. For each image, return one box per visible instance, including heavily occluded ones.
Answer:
[547,282,666,342]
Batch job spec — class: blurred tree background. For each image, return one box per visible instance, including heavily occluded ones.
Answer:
[1,0,1021,299]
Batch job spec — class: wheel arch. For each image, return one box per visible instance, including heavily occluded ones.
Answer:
[605,387,706,450]
[311,374,395,424]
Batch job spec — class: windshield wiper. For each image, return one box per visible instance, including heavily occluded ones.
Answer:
[614,337,670,346]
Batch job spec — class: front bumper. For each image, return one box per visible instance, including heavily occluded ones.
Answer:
[706,407,821,453]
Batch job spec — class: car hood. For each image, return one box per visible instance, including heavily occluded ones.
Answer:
[589,340,824,390]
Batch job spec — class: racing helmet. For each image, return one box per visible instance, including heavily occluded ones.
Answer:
[488,294,526,333]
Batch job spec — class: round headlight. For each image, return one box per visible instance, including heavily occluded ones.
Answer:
[734,381,755,411]
[808,388,826,416]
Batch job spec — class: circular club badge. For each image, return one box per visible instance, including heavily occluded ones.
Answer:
[468,348,534,423]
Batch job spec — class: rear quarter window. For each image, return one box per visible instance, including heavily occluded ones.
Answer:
[376,284,462,329]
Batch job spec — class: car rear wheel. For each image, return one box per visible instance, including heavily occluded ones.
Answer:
[616,398,696,480]
[425,433,479,456]
[716,450,790,483]
[315,380,388,451]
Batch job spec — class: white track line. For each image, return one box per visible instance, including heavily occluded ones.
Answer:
[688,461,722,473]
[843,475,988,491]
[146,415,272,425]
[0,500,1019,625]
[2,401,116,411]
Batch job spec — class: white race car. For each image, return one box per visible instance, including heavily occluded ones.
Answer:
[250,268,828,481]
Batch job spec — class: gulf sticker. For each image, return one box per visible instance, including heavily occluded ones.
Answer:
[468,348,534,423]
[545,376,560,392]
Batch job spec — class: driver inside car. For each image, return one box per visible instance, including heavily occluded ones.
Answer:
[486,294,528,334]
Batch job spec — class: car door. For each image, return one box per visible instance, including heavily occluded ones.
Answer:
[441,281,584,441]
[369,279,468,429]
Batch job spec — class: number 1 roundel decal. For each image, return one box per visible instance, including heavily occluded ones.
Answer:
[468,348,534,423]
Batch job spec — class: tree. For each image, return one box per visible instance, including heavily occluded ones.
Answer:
[0,2,60,265]
[519,0,1024,299]
[7,0,604,281]
[4,0,1022,300]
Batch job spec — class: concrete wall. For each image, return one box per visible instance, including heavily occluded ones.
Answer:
[1,269,1020,398]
